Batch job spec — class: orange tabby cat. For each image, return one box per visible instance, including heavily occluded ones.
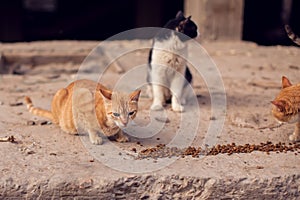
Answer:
[24,79,141,145]
[271,76,300,141]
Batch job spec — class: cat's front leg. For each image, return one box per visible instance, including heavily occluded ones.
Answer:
[170,78,185,112]
[88,130,103,145]
[151,84,165,111]
[115,129,129,143]
[289,121,300,142]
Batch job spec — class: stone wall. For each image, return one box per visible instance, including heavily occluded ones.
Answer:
[185,0,244,40]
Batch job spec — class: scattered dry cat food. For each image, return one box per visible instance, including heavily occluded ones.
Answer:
[182,146,202,158]
[137,141,300,159]
[207,141,300,156]
[137,144,202,159]
[136,141,143,146]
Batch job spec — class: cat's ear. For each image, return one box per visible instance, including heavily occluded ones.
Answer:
[271,100,286,112]
[100,88,112,100]
[129,90,141,102]
[282,76,292,89]
[176,11,184,19]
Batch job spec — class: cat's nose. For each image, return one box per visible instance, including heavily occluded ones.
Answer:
[120,117,128,126]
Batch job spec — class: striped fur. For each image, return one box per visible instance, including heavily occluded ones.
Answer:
[24,96,53,121]
[271,76,300,141]
[24,79,141,145]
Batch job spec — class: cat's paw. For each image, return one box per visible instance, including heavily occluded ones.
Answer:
[151,104,164,111]
[172,103,184,112]
[116,135,129,143]
[90,136,103,145]
[289,133,300,142]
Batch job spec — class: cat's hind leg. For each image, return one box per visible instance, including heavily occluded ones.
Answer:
[181,84,194,105]
[289,115,300,141]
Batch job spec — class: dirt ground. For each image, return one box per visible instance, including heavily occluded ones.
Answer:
[0,40,300,198]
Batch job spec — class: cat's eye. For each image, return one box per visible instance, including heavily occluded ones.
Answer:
[112,113,120,117]
[128,111,135,116]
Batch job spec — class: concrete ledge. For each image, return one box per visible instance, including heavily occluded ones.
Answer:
[2,174,299,199]
[0,40,300,198]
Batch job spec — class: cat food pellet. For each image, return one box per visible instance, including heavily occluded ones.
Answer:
[131,148,137,153]
[39,120,49,125]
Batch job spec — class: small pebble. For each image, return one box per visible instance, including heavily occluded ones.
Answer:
[27,120,36,126]
[26,150,35,155]
[9,102,23,107]
[155,117,170,123]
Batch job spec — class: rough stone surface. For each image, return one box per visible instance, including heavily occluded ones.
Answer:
[0,40,300,199]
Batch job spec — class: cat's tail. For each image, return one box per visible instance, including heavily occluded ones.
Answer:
[285,25,300,46]
[24,96,53,121]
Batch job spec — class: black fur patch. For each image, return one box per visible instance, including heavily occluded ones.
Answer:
[185,66,192,83]
[155,11,198,42]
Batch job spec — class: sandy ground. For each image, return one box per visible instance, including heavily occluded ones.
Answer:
[0,40,300,198]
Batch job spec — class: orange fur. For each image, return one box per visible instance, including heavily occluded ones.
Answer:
[25,79,141,145]
[271,76,300,141]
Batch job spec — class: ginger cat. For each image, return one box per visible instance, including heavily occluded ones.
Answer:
[271,76,300,141]
[24,79,141,145]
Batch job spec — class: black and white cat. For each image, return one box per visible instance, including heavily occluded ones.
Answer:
[147,11,198,112]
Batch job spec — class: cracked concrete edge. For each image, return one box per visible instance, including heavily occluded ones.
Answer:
[1,174,299,199]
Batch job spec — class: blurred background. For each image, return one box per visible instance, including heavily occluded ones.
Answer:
[0,0,299,45]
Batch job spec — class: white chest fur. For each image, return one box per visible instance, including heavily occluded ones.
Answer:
[151,32,187,71]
